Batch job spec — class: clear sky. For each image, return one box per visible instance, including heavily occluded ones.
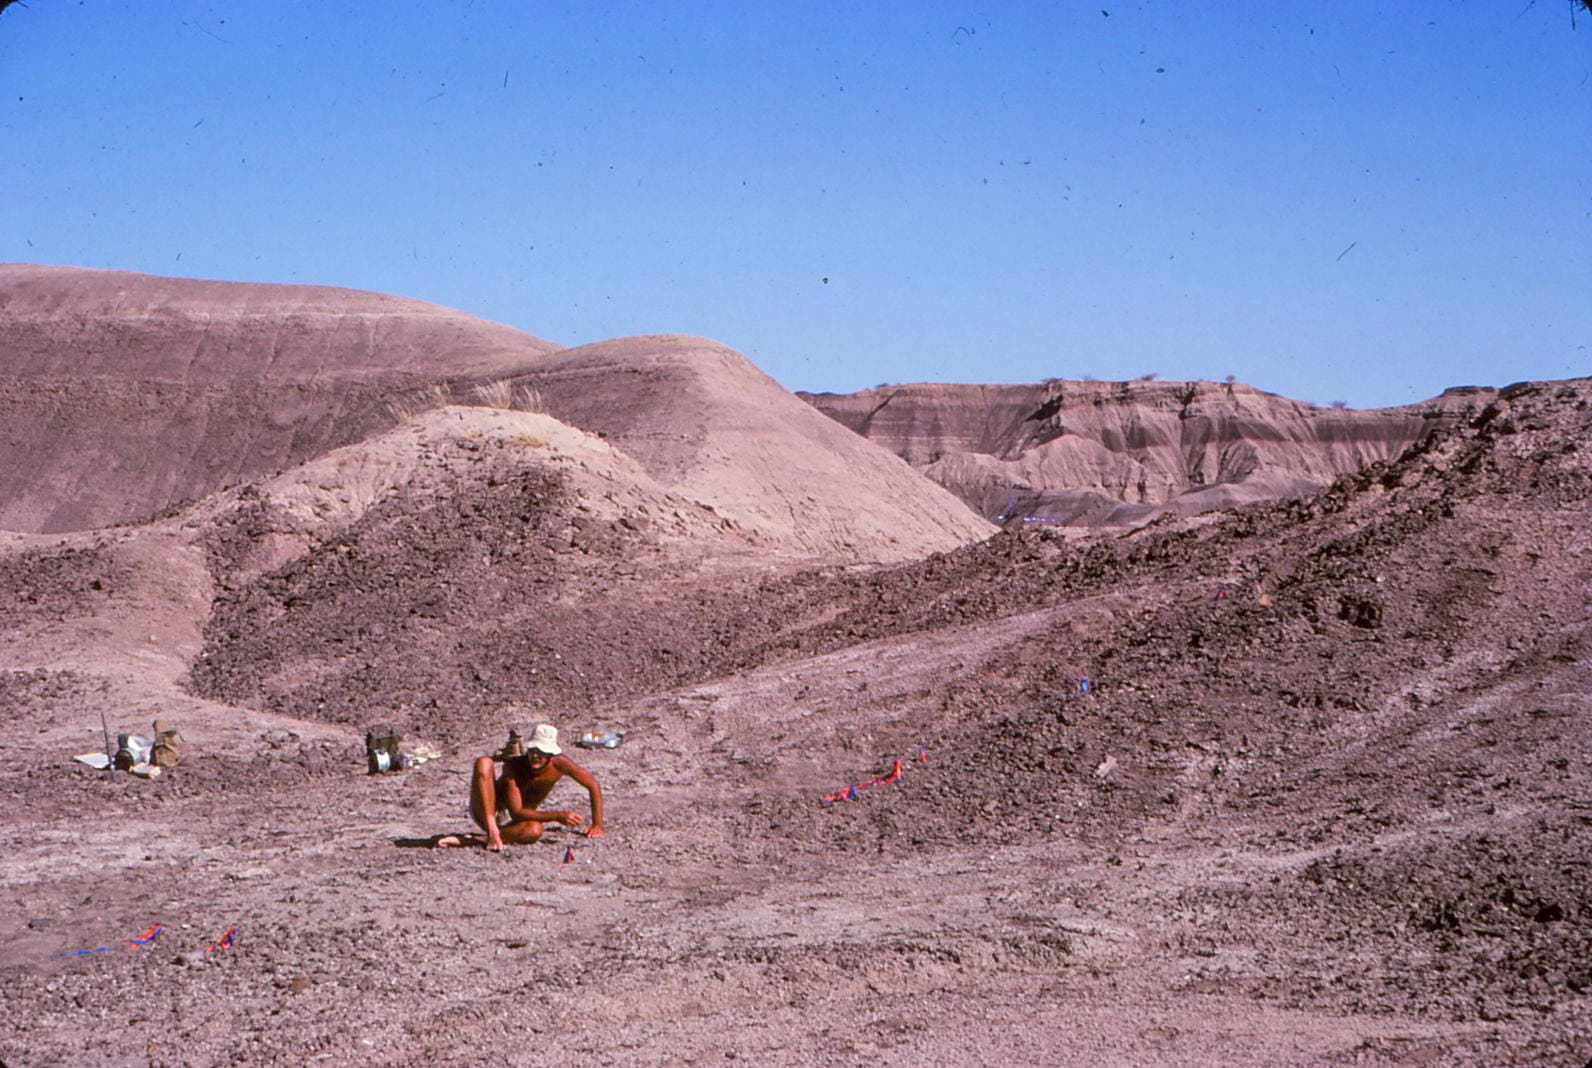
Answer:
[3,2,1589,407]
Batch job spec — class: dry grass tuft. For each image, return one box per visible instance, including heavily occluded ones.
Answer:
[471,379,515,410]
[384,384,450,424]
[465,379,543,412]
[382,379,542,427]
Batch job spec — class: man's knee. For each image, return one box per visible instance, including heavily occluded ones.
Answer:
[473,755,496,779]
[504,820,544,844]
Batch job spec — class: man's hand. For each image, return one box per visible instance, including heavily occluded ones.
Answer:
[486,834,504,853]
[552,811,584,830]
[585,824,606,839]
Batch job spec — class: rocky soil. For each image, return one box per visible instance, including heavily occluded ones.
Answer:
[0,333,1587,1062]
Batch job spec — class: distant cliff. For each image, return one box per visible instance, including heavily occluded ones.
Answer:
[799,379,1494,527]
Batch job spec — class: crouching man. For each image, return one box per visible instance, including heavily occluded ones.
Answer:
[434,724,605,850]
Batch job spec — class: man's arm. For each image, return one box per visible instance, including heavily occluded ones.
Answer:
[501,770,586,829]
[557,757,605,837]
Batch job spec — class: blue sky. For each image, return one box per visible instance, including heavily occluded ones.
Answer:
[3,2,1588,407]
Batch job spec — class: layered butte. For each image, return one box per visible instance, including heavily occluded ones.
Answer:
[801,379,1493,526]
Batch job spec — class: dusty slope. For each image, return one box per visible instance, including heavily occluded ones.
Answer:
[0,267,989,563]
[0,264,562,532]
[500,334,995,560]
[186,406,796,740]
[1,378,1586,1065]
[0,404,753,776]
[0,264,561,381]
[800,379,1488,526]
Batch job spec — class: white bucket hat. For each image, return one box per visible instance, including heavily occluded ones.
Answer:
[527,723,562,756]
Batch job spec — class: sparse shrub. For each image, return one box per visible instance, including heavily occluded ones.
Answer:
[1330,399,1349,410]
[1138,372,1159,382]
[1224,374,1237,384]
[514,384,543,412]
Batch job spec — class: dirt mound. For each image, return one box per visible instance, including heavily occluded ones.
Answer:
[174,386,993,740]
[184,414,986,740]
[801,378,1491,527]
[507,334,995,560]
[0,264,562,532]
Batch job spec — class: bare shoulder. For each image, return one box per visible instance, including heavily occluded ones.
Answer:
[553,754,597,782]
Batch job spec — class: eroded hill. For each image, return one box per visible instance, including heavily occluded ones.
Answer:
[491,334,994,560]
[0,264,562,532]
[0,266,989,562]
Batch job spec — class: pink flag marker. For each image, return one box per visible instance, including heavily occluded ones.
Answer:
[207,926,236,953]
